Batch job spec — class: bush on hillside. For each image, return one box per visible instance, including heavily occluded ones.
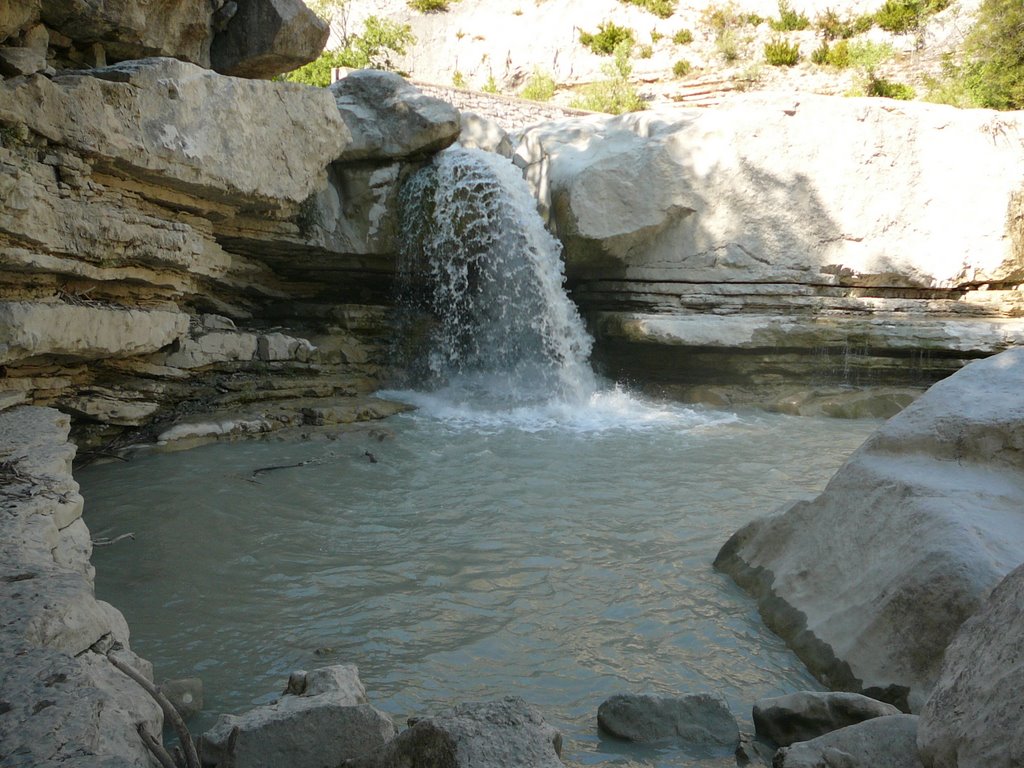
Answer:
[815,7,872,39]
[408,0,450,12]
[866,76,916,99]
[282,15,415,86]
[579,21,636,55]
[957,0,1024,109]
[672,58,692,77]
[520,69,557,101]
[874,0,950,34]
[764,37,800,66]
[571,41,646,113]
[618,0,676,19]
[672,28,693,44]
[770,0,810,31]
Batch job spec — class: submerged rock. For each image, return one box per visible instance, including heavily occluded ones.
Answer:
[596,692,739,748]
[345,697,563,768]
[753,691,902,747]
[199,664,395,768]
[917,562,1024,768]
[715,347,1024,712]
[774,715,923,768]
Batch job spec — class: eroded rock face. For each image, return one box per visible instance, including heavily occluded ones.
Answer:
[515,97,1024,396]
[346,697,564,768]
[774,715,923,768]
[753,691,902,747]
[917,563,1024,768]
[715,348,1024,712]
[199,665,396,768]
[0,58,348,213]
[0,406,162,767]
[211,0,329,79]
[330,69,461,163]
[597,692,739,747]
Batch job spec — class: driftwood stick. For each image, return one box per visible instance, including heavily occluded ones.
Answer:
[91,532,136,547]
[137,723,179,768]
[107,652,201,768]
[251,460,310,476]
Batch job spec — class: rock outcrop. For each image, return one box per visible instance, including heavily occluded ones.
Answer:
[199,664,396,768]
[917,562,1024,768]
[0,57,458,450]
[774,715,923,768]
[753,691,902,747]
[515,96,1024,407]
[211,0,330,79]
[715,347,1024,712]
[0,406,162,767]
[596,692,739,748]
[345,697,564,768]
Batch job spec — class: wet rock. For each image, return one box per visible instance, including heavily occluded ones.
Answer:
[161,677,204,721]
[330,70,461,163]
[917,562,1024,768]
[0,406,161,767]
[753,691,902,747]
[735,732,776,767]
[211,0,329,79]
[716,348,1024,712]
[199,664,395,768]
[774,715,922,768]
[597,692,739,747]
[346,697,563,768]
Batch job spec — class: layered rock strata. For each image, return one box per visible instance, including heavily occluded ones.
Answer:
[515,96,1024,407]
[0,59,459,450]
[715,347,1024,712]
[0,406,162,767]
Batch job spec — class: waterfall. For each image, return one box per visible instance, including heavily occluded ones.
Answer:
[396,147,596,406]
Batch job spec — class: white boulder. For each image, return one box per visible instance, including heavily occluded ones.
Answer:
[715,347,1024,712]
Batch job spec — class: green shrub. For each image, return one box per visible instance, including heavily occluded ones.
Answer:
[650,29,664,42]
[619,0,676,19]
[672,58,692,77]
[637,43,653,58]
[811,39,853,67]
[452,70,467,87]
[408,0,450,12]
[282,15,415,85]
[580,21,636,55]
[958,0,1024,109]
[814,7,865,39]
[571,41,646,113]
[874,0,948,34]
[770,0,810,31]
[764,36,800,65]
[847,40,894,72]
[672,28,693,44]
[716,28,743,61]
[520,68,557,101]
[481,74,500,93]
[866,76,916,99]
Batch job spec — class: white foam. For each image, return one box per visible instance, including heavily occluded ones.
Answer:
[377,384,737,435]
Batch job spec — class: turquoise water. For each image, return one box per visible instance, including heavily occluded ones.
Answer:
[81,392,878,767]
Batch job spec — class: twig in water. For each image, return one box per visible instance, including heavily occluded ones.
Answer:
[107,651,201,768]
[250,460,311,477]
[91,532,136,547]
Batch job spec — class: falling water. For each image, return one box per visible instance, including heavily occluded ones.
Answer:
[395,147,596,406]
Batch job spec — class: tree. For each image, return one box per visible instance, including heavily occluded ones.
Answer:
[961,0,1024,109]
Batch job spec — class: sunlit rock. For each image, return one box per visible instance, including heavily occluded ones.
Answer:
[715,347,1024,712]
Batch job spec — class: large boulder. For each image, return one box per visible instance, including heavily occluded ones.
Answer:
[715,347,1024,712]
[753,691,902,747]
[199,664,396,768]
[597,692,739,748]
[514,96,1024,393]
[345,697,564,768]
[917,562,1024,768]
[39,0,214,65]
[330,70,461,163]
[774,715,923,768]
[211,0,329,79]
[0,58,348,213]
